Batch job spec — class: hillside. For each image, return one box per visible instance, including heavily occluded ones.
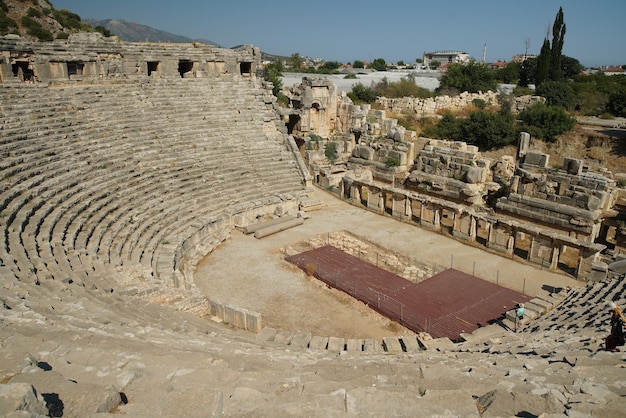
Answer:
[86,18,220,46]
[0,0,102,40]
[0,0,221,46]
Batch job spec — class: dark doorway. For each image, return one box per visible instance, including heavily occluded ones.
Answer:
[287,114,301,135]
[178,60,194,77]
[147,61,160,76]
[12,61,34,81]
[240,62,251,76]
[67,61,85,76]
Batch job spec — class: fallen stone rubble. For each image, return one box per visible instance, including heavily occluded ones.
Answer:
[1,275,625,417]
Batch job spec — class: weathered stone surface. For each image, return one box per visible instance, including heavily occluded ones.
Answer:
[477,389,563,417]
[0,383,48,417]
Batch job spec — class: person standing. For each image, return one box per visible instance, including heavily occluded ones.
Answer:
[515,303,525,332]
[608,301,626,350]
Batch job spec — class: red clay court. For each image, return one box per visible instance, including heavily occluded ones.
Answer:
[286,245,531,341]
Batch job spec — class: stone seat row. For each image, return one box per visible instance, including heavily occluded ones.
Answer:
[527,278,625,334]
[255,326,429,354]
[1,76,304,295]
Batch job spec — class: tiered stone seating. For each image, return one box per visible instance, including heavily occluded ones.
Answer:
[0,76,306,294]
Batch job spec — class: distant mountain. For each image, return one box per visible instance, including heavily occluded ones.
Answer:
[86,18,220,46]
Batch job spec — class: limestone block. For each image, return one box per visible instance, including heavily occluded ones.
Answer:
[308,336,329,350]
[256,327,277,342]
[273,330,294,345]
[523,152,549,168]
[289,331,312,348]
[327,337,345,353]
[208,299,224,320]
[232,308,247,329]
[477,389,563,417]
[363,339,380,352]
[400,336,421,352]
[345,339,363,352]
[223,304,236,325]
[465,166,484,184]
[382,337,403,353]
[0,383,49,417]
[245,311,262,333]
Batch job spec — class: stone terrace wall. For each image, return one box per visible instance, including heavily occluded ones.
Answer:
[0,32,260,82]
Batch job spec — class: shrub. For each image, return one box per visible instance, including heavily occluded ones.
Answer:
[55,32,69,40]
[325,142,338,163]
[52,8,82,30]
[460,110,516,149]
[536,80,574,109]
[422,112,462,140]
[26,7,41,18]
[518,102,575,142]
[94,25,112,37]
[385,157,400,167]
[348,82,377,104]
[606,86,626,117]
[21,16,53,41]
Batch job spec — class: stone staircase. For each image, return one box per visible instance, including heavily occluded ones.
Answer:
[1,274,625,416]
[0,77,306,297]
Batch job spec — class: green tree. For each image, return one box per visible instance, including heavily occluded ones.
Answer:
[347,82,377,103]
[607,86,626,117]
[495,62,520,84]
[437,61,498,94]
[536,80,574,109]
[460,110,516,149]
[549,7,566,81]
[518,57,537,87]
[263,61,288,104]
[375,75,432,99]
[535,38,551,86]
[430,60,441,70]
[371,58,387,71]
[288,53,303,71]
[519,102,575,142]
[352,60,364,69]
[94,25,112,37]
[318,61,341,73]
[560,55,582,79]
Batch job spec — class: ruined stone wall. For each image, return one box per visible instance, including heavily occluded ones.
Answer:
[0,33,261,82]
[406,139,498,205]
[376,91,499,114]
[376,92,543,115]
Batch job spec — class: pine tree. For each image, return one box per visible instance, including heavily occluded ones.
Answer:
[549,7,566,81]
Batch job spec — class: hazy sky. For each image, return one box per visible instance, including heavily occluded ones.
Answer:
[51,0,625,67]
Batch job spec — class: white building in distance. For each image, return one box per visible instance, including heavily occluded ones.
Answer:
[423,51,471,68]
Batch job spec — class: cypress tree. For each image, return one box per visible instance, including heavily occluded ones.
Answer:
[535,38,551,86]
[549,7,566,81]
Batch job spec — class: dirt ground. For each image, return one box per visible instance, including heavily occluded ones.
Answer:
[481,125,626,175]
[194,188,582,340]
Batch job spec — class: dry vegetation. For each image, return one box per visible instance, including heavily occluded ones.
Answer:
[481,125,626,175]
